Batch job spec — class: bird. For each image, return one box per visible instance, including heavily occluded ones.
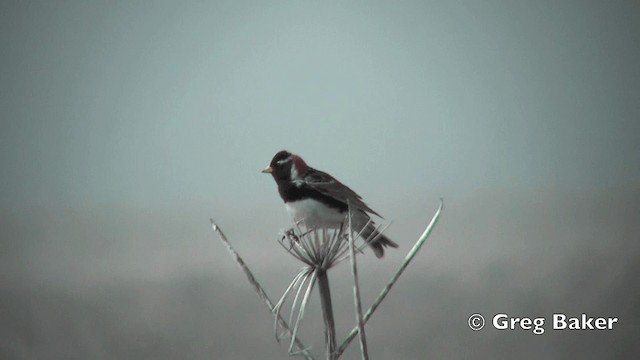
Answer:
[262,150,398,258]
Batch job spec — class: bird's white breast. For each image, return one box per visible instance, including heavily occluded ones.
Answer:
[285,199,346,228]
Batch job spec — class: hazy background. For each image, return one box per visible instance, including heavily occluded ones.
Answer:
[1,1,639,359]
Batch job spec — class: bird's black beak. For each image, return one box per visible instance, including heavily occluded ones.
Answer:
[261,166,273,174]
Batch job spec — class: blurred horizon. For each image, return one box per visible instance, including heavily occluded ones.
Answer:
[2,186,639,359]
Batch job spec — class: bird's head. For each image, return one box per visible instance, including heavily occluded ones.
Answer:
[262,150,308,181]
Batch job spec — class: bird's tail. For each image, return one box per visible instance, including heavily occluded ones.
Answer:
[360,223,398,258]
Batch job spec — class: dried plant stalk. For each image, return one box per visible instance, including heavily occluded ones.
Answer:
[211,198,443,360]
[209,219,314,360]
[316,269,336,360]
[335,199,443,358]
[347,203,369,360]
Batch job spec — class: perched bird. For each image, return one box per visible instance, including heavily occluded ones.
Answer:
[262,150,398,258]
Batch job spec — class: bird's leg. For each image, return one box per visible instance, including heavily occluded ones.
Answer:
[282,228,300,246]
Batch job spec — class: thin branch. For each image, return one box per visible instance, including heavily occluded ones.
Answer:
[210,219,315,360]
[335,199,443,358]
[348,203,369,360]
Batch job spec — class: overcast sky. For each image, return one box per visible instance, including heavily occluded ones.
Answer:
[2,0,639,210]
[1,1,639,359]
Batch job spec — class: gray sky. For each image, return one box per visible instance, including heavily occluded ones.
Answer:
[2,0,639,209]
[1,1,639,359]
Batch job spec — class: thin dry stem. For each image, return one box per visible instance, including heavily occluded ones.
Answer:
[289,272,317,355]
[210,219,314,360]
[316,269,336,360]
[347,203,369,359]
[335,199,443,358]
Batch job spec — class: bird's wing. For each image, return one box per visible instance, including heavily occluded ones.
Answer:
[303,168,383,218]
